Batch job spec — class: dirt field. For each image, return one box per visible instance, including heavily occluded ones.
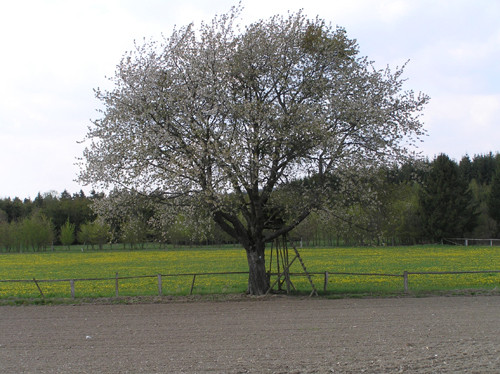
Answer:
[0,295,499,373]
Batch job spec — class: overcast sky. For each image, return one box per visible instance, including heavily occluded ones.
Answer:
[1,0,499,199]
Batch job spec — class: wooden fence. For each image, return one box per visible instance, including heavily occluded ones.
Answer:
[310,270,500,294]
[1,270,499,299]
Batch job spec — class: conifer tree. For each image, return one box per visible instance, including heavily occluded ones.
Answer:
[487,166,500,236]
[419,154,477,241]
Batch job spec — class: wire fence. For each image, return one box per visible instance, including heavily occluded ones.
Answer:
[1,269,499,300]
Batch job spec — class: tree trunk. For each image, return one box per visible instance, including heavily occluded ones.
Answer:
[245,242,270,295]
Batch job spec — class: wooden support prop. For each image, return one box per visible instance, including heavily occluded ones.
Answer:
[157,274,163,296]
[276,246,282,290]
[190,274,196,295]
[33,278,45,299]
[268,241,274,275]
[403,271,409,293]
[291,246,318,297]
[323,271,329,292]
[70,279,75,299]
[115,272,119,297]
[265,255,298,295]
[285,266,291,294]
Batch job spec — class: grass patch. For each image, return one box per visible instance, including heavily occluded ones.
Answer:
[0,245,498,300]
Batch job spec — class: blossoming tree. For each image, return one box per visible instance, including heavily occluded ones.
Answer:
[79,7,429,295]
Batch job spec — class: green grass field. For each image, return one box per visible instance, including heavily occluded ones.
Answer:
[0,245,499,300]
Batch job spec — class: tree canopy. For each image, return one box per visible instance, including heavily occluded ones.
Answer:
[79,7,429,294]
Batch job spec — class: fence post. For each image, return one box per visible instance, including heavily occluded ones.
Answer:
[115,272,119,297]
[403,271,408,293]
[323,271,329,292]
[157,274,162,296]
[70,279,75,299]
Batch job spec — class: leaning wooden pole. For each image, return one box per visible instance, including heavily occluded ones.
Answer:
[33,278,45,299]
[291,244,318,297]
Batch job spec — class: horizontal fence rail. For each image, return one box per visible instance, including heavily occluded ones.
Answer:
[1,270,499,299]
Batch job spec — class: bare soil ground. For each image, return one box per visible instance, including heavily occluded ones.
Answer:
[0,295,499,373]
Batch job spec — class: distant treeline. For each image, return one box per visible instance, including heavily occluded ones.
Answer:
[1,152,500,251]
[297,152,500,246]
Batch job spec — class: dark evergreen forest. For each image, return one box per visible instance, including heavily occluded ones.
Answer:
[1,152,500,251]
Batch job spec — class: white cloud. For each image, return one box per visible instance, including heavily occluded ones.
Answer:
[375,0,416,22]
[422,94,500,159]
